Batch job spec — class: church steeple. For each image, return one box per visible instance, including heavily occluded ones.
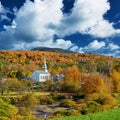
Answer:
[43,54,48,72]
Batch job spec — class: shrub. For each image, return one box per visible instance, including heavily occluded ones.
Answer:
[58,95,67,100]
[0,117,10,120]
[19,93,38,109]
[10,97,18,105]
[39,96,55,105]
[53,109,80,117]
[18,107,28,115]
[0,98,18,118]
[1,97,11,104]
[86,93,100,101]
[73,93,85,101]
[62,82,80,93]
[101,94,117,107]
[86,93,118,109]
[74,103,86,110]
[47,98,55,105]
[59,99,76,108]
[50,92,59,100]
[81,101,101,114]
[39,96,47,105]
[101,105,112,111]
[112,93,119,98]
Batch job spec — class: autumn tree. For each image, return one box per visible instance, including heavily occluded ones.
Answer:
[111,70,120,92]
[62,65,81,93]
[3,78,22,93]
[18,93,38,115]
[64,65,81,83]
[81,73,105,94]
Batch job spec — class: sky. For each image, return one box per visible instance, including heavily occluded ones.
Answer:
[0,0,120,57]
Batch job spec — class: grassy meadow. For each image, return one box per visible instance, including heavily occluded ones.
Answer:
[50,108,120,120]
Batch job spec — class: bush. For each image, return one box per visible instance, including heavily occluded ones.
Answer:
[53,109,80,117]
[100,94,117,107]
[59,99,76,108]
[61,82,79,93]
[86,93,118,110]
[50,92,59,100]
[86,93,100,101]
[18,107,28,115]
[20,93,38,109]
[0,117,10,120]
[101,105,112,111]
[74,103,86,110]
[47,98,55,105]
[10,97,18,105]
[1,97,11,104]
[0,98,18,118]
[73,93,85,101]
[39,96,47,105]
[112,93,119,98]
[81,101,101,114]
[39,96,55,105]
[58,95,67,100]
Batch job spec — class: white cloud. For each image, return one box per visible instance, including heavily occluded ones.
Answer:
[0,14,10,21]
[0,2,4,13]
[13,39,77,50]
[108,43,120,50]
[56,0,120,38]
[78,40,106,52]
[13,7,18,15]
[70,45,79,52]
[104,50,120,58]
[0,2,12,21]
[5,0,79,51]
[88,20,117,38]
[14,0,63,42]
[10,0,118,41]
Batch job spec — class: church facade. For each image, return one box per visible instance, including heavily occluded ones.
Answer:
[32,56,51,82]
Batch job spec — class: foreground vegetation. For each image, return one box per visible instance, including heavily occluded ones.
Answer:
[0,50,120,119]
[50,108,120,120]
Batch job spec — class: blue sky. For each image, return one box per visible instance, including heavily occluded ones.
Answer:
[0,0,120,57]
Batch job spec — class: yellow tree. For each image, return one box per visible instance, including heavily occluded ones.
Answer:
[111,70,120,92]
[3,78,22,93]
[62,65,81,92]
[64,65,81,83]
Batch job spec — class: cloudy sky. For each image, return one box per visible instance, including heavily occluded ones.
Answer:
[0,0,120,57]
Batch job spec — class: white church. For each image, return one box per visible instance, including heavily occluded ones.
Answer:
[32,55,51,82]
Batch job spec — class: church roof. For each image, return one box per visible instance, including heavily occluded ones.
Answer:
[33,70,50,74]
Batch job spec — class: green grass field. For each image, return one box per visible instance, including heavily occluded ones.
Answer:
[50,108,120,120]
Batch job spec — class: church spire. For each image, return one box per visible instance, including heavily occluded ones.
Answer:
[44,54,48,72]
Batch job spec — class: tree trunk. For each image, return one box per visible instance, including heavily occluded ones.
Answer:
[1,87,4,96]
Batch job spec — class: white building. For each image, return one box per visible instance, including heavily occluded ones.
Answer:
[32,55,51,82]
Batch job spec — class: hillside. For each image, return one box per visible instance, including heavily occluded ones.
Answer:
[31,47,74,53]
[0,50,120,78]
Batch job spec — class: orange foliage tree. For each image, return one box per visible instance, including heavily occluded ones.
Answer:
[81,73,105,94]
[62,65,81,92]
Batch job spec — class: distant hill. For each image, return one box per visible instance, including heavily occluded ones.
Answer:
[31,47,74,53]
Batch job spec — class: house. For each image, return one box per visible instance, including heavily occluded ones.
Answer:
[54,74,64,81]
[32,55,51,82]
